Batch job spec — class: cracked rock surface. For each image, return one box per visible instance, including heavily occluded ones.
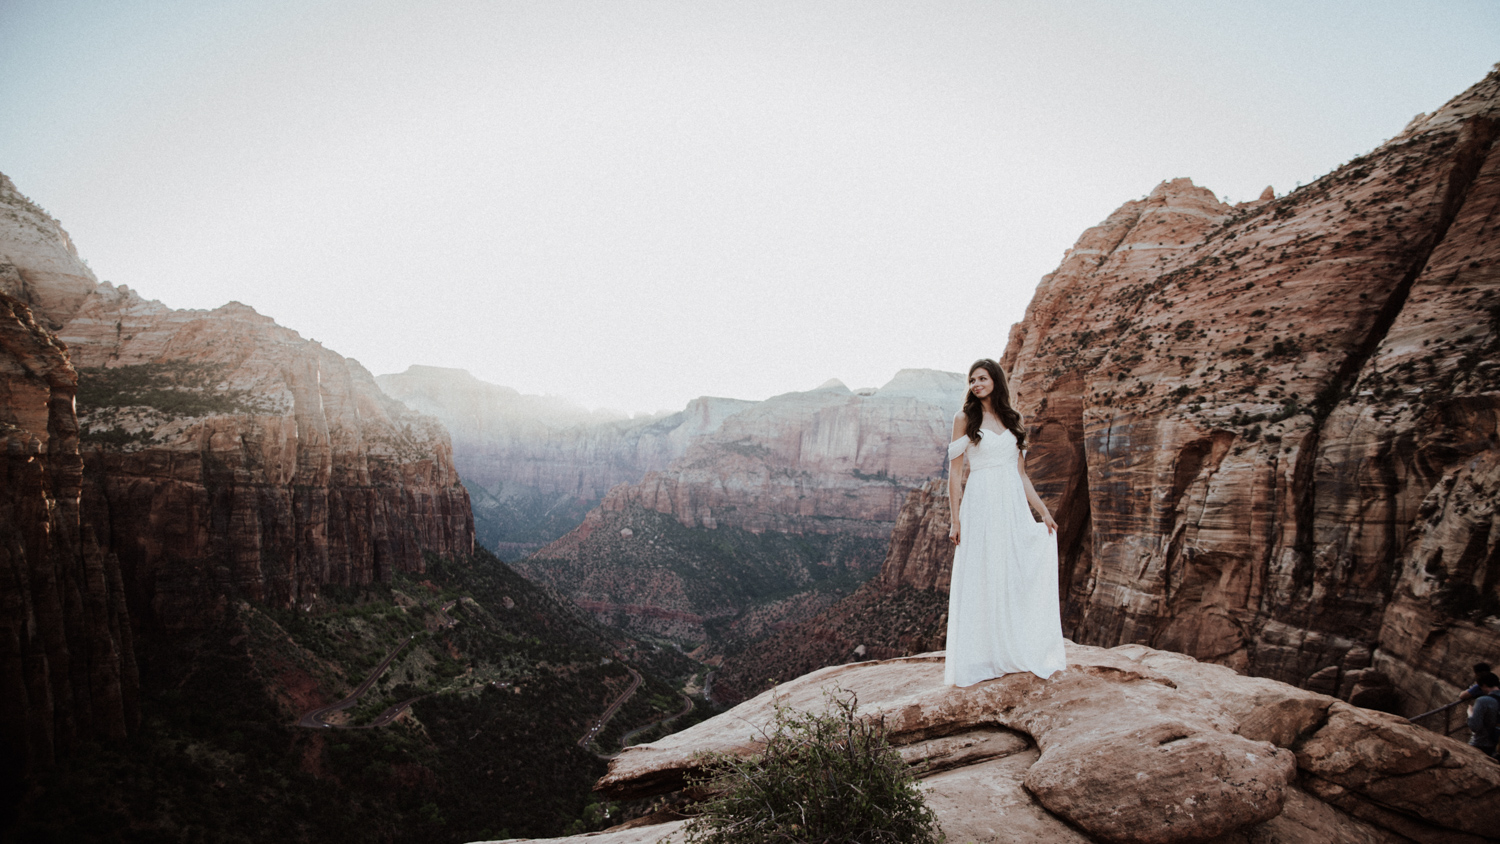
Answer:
[486,643,1496,844]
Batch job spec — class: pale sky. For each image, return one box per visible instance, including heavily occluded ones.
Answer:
[2,1,1496,414]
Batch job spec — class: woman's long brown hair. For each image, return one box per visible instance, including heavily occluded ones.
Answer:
[963,358,1027,449]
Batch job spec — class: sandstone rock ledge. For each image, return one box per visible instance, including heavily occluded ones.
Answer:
[481,643,1499,844]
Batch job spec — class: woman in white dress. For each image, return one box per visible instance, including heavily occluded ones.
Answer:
[944,358,1067,687]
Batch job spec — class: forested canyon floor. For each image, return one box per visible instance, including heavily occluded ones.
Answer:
[9,550,701,843]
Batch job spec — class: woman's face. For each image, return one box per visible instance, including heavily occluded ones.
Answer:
[969,368,995,400]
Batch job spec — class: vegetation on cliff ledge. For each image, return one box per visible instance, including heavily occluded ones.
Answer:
[679,690,941,844]
[75,361,278,445]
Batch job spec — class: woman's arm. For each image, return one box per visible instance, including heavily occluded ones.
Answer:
[1018,451,1058,534]
[948,414,965,545]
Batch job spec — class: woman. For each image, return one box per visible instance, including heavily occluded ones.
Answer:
[944,358,1067,686]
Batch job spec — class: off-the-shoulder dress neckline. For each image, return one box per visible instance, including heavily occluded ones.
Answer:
[950,428,1009,447]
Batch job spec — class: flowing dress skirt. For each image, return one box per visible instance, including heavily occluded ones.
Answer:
[944,429,1067,686]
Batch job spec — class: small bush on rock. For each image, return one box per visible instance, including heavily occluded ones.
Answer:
[677,689,942,844]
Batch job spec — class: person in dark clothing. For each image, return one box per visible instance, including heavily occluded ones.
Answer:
[1467,671,1500,758]
[1459,662,1493,701]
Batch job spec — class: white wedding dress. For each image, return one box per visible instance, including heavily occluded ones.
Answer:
[943,427,1067,686]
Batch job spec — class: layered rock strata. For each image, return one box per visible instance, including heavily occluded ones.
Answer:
[378,367,963,558]
[0,291,137,776]
[605,371,963,537]
[0,172,474,633]
[516,373,962,643]
[492,643,1499,844]
[377,365,750,555]
[868,68,1500,716]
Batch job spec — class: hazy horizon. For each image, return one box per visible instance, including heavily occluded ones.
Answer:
[3,1,1496,413]
[375,360,963,420]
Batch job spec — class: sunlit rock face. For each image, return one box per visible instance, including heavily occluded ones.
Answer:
[597,370,966,537]
[870,68,1500,715]
[0,289,137,777]
[377,365,751,555]
[0,172,474,633]
[874,478,956,593]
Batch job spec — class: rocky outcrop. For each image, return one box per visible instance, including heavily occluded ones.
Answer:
[0,172,473,633]
[491,643,1499,844]
[376,365,750,555]
[857,67,1500,717]
[874,479,955,592]
[0,290,138,779]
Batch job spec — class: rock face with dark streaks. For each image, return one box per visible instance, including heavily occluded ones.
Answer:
[0,172,474,635]
[0,289,137,778]
[874,479,956,593]
[866,67,1500,716]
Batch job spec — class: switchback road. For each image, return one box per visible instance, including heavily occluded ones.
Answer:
[296,634,416,729]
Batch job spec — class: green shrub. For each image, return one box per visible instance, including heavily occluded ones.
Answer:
[75,361,271,418]
[678,689,942,844]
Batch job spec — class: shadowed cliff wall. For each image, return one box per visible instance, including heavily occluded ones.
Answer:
[0,172,474,779]
[0,291,137,781]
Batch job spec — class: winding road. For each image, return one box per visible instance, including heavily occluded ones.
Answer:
[296,634,416,729]
[616,691,694,751]
[577,666,643,748]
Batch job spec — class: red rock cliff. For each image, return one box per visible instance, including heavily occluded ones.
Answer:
[594,371,965,540]
[0,290,137,777]
[0,173,474,633]
[972,68,1500,714]
[875,479,955,592]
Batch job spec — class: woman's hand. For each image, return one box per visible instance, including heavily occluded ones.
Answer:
[948,520,960,546]
[1042,511,1057,534]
